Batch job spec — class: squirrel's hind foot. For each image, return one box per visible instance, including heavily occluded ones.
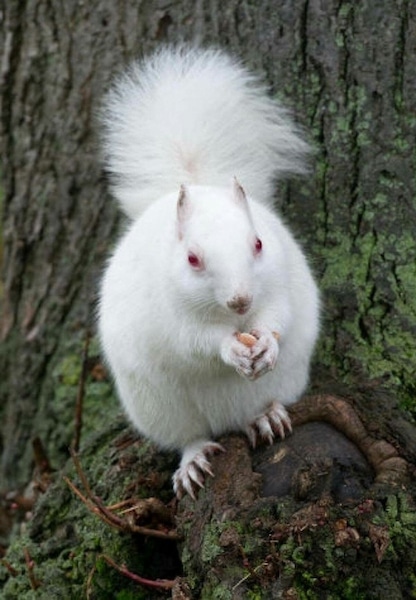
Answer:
[173,441,225,500]
[246,401,292,448]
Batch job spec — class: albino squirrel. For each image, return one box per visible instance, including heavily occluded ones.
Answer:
[98,46,320,499]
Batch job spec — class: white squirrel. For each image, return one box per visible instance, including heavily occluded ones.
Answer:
[98,46,320,498]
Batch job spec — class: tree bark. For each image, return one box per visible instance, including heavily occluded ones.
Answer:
[1,0,416,597]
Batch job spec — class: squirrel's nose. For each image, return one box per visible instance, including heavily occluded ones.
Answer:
[227,294,253,315]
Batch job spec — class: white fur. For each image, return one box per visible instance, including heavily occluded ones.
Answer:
[101,45,309,219]
[98,46,319,495]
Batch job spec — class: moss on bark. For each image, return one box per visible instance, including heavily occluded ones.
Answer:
[0,418,179,599]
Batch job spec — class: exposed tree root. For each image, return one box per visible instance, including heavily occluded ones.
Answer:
[289,394,409,485]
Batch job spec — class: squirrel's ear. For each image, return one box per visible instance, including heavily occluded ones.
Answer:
[233,177,247,205]
[177,184,192,239]
[233,177,254,223]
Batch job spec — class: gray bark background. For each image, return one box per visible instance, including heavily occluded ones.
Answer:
[1,1,416,598]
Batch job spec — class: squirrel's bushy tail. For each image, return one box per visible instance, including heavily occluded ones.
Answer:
[101,45,309,219]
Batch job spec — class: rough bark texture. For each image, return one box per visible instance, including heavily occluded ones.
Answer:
[1,0,416,598]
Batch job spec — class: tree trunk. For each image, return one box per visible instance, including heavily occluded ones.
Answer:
[1,0,415,598]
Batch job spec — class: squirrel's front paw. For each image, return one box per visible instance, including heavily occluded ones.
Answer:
[249,327,279,379]
[220,335,257,379]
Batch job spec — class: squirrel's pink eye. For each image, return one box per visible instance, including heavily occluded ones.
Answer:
[255,237,263,253]
[188,252,201,268]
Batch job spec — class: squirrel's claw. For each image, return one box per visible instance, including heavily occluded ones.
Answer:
[268,402,292,437]
[246,401,292,448]
[173,441,225,500]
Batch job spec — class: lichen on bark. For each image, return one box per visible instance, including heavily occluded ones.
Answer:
[278,0,416,413]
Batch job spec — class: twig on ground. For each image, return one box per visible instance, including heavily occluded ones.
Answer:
[0,559,18,577]
[23,547,41,590]
[86,560,97,600]
[64,451,180,541]
[100,554,176,590]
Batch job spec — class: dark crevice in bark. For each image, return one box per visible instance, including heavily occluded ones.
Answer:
[393,0,408,113]
[299,0,309,74]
